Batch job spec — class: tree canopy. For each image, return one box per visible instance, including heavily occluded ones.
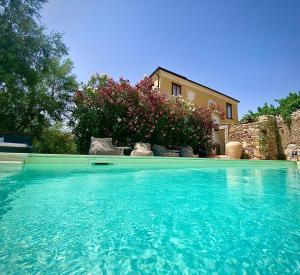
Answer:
[0,0,77,136]
[241,92,300,123]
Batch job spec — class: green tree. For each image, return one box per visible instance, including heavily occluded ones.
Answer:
[276,92,300,122]
[33,123,77,154]
[241,92,300,123]
[0,0,77,136]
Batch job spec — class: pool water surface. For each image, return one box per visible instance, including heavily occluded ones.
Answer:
[0,165,299,274]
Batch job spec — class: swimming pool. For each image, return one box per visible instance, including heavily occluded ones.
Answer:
[0,155,299,273]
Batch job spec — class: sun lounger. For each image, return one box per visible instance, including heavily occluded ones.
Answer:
[0,134,32,153]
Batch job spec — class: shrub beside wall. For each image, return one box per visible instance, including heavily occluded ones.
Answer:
[33,124,77,154]
[71,75,218,155]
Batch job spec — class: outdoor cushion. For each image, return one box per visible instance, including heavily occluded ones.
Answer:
[131,142,153,156]
[131,150,153,156]
[0,142,30,148]
[153,145,168,156]
[153,144,180,157]
[0,142,32,153]
[180,146,197,157]
[89,137,122,155]
[91,137,113,149]
[134,142,151,151]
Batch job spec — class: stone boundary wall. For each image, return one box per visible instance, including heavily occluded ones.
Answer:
[276,110,300,160]
[225,110,300,160]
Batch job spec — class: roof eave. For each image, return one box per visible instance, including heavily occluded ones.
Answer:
[149,66,240,103]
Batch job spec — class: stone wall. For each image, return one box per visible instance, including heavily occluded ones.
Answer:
[226,116,279,160]
[276,110,300,160]
[225,111,300,160]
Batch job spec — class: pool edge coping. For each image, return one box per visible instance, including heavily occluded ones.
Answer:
[0,152,297,169]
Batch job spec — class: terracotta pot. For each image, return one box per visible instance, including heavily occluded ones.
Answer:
[226,141,242,159]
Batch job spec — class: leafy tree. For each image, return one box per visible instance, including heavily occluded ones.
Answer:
[33,123,76,154]
[0,0,77,136]
[241,92,300,123]
[276,92,300,122]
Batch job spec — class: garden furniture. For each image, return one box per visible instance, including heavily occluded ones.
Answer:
[89,137,122,155]
[130,143,153,156]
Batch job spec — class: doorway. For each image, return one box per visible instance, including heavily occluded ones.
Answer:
[213,129,225,155]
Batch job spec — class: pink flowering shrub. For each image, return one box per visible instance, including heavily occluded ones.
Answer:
[71,74,220,155]
[208,102,225,121]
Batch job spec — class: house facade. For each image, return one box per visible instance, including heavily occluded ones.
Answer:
[150,67,240,154]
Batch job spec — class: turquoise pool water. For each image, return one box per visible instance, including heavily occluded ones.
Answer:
[0,165,299,274]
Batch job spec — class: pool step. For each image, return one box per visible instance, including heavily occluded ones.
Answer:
[0,154,27,180]
[0,160,24,164]
[0,160,24,169]
[0,153,28,162]
[0,160,24,180]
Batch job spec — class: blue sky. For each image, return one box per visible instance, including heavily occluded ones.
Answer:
[41,0,300,117]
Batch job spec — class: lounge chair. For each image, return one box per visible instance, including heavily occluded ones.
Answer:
[0,134,33,153]
[153,145,179,157]
[130,143,153,156]
[89,137,122,155]
[180,146,198,158]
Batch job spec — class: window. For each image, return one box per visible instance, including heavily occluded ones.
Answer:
[226,103,233,119]
[172,83,181,96]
